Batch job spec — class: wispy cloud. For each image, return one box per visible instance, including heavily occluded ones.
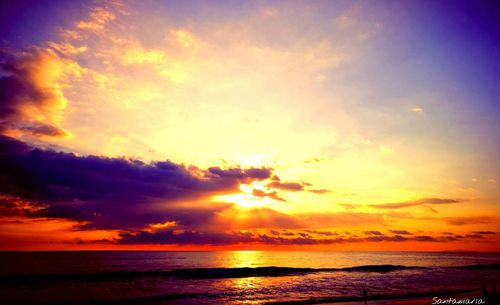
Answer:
[443,216,492,226]
[369,198,464,209]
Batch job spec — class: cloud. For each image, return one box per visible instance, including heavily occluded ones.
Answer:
[114,230,480,245]
[252,189,286,202]
[76,7,116,32]
[304,230,338,236]
[389,230,413,235]
[412,235,439,242]
[464,234,484,239]
[116,230,353,245]
[361,233,439,243]
[266,177,328,194]
[364,230,383,235]
[0,194,46,217]
[308,189,330,194]
[0,48,79,138]
[208,167,272,181]
[369,198,463,209]
[118,230,255,245]
[443,216,492,226]
[386,212,497,229]
[266,181,304,191]
[472,231,496,235]
[0,135,274,230]
[364,235,409,242]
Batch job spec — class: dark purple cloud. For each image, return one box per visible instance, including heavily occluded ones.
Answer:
[0,135,272,229]
[207,167,271,181]
[113,230,480,245]
[117,231,357,245]
[267,181,304,191]
[119,230,255,245]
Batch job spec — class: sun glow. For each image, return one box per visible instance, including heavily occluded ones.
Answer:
[215,193,267,208]
[215,182,281,208]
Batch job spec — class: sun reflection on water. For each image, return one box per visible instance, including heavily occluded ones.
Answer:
[227,250,265,268]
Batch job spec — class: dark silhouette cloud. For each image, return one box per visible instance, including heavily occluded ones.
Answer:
[464,234,484,239]
[0,135,274,229]
[114,230,480,245]
[265,176,325,194]
[305,230,338,236]
[364,230,383,236]
[119,230,255,245]
[389,230,413,235]
[369,198,464,209]
[365,235,408,242]
[207,167,272,181]
[472,231,496,235]
[117,230,356,245]
[412,235,439,242]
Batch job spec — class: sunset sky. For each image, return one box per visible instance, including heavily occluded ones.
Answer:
[0,0,499,251]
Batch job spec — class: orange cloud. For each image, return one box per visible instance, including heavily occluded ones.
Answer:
[0,48,82,138]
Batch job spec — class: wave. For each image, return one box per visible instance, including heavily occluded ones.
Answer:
[1,263,497,284]
[459,263,500,270]
[335,264,427,272]
[263,289,474,305]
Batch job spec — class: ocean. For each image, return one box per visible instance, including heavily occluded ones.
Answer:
[0,251,498,304]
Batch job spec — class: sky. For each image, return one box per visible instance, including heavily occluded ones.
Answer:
[0,0,499,251]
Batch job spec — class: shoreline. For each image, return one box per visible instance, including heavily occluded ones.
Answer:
[265,290,481,305]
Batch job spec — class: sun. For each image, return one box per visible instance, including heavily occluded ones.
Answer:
[215,193,269,208]
[214,183,279,208]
